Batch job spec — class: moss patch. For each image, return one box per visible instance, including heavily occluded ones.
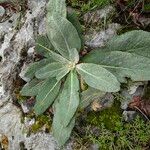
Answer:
[67,0,115,12]
[86,101,122,130]
[30,115,52,133]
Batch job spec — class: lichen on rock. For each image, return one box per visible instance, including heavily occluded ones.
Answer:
[0,0,60,149]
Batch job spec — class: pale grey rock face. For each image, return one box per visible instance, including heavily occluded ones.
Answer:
[0,103,24,150]
[25,133,59,150]
[85,23,121,48]
[123,110,137,122]
[90,144,99,150]
[84,5,120,48]
[0,0,59,150]
[84,5,115,25]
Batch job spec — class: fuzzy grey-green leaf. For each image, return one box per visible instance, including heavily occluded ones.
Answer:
[36,43,70,64]
[47,0,66,18]
[20,79,44,96]
[67,10,84,49]
[35,35,54,57]
[24,59,53,79]
[35,62,66,79]
[48,50,70,64]
[54,70,79,127]
[56,67,70,81]
[52,101,75,146]
[106,30,150,58]
[69,48,79,63]
[76,63,120,92]
[47,15,81,59]
[34,78,60,115]
[82,50,150,82]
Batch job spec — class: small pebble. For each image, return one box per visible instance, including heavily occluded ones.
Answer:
[0,6,5,17]
[90,144,99,150]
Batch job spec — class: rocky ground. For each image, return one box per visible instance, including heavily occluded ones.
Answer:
[0,0,150,150]
[0,0,60,149]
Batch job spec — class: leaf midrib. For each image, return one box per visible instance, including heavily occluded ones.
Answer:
[37,81,59,107]
[99,64,148,71]
[77,66,112,86]
[52,18,70,54]
[39,66,65,78]
[63,72,75,126]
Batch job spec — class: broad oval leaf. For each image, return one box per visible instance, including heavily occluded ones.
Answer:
[24,59,53,80]
[106,30,150,58]
[47,0,66,18]
[76,63,120,92]
[48,49,70,64]
[69,48,79,64]
[82,50,150,82]
[35,62,68,79]
[56,67,70,81]
[54,70,80,127]
[46,15,81,59]
[36,43,70,64]
[52,101,75,146]
[34,78,60,115]
[67,10,84,49]
[35,35,54,57]
[20,78,44,96]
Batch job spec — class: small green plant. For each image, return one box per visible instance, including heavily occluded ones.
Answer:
[68,0,114,12]
[20,0,150,146]
[87,116,150,150]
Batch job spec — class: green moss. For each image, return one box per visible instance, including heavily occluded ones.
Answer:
[14,89,27,102]
[86,101,122,130]
[87,116,150,150]
[67,0,115,12]
[74,114,150,149]
[30,115,52,133]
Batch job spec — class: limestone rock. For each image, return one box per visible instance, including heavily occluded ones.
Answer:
[0,103,24,150]
[0,0,59,149]
[84,5,115,25]
[24,133,59,150]
[85,23,121,48]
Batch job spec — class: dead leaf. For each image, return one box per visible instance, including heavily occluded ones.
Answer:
[1,135,9,150]
[129,96,150,118]
[91,100,102,111]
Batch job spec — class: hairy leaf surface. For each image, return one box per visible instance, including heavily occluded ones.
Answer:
[36,43,70,64]
[47,0,66,17]
[67,11,84,49]
[54,70,79,127]
[24,59,53,79]
[35,62,68,80]
[76,63,120,92]
[82,50,150,82]
[35,35,53,57]
[20,79,44,96]
[69,48,79,63]
[47,15,81,59]
[34,78,60,115]
[52,102,75,146]
[106,30,150,58]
